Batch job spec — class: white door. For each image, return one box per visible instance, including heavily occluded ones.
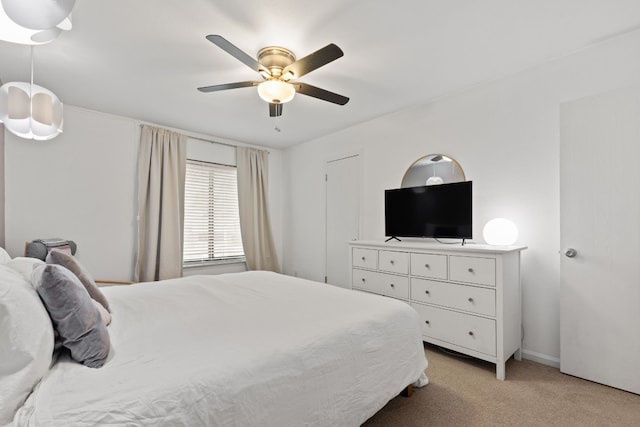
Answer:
[560,87,640,394]
[326,155,360,288]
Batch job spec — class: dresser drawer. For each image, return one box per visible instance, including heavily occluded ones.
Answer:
[411,278,496,316]
[352,268,373,292]
[449,256,496,286]
[352,269,409,299]
[378,250,409,274]
[352,248,378,269]
[410,253,447,279]
[412,303,496,356]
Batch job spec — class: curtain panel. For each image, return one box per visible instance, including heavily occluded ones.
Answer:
[135,125,187,281]
[236,147,280,272]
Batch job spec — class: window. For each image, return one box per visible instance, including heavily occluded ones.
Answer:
[183,159,244,264]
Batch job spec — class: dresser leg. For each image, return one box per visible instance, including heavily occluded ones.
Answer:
[496,362,506,381]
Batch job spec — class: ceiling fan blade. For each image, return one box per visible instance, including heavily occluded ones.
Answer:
[197,81,258,93]
[295,83,349,105]
[283,44,344,79]
[269,103,283,117]
[206,35,267,74]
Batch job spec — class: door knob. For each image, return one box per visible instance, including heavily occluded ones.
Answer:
[564,248,577,258]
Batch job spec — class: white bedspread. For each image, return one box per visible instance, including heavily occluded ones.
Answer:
[14,271,427,426]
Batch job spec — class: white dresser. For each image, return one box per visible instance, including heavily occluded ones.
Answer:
[348,240,526,380]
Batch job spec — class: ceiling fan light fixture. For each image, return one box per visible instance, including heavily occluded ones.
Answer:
[259,70,271,80]
[282,70,295,81]
[201,35,348,116]
[257,79,295,104]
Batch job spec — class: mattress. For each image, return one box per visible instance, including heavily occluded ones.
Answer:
[14,271,428,426]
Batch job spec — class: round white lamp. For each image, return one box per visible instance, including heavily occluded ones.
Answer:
[483,218,518,245]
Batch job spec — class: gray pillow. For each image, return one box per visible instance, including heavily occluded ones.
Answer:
[46,249,110,312]
[32,264,110,368]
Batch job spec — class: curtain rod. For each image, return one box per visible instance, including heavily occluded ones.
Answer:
[138,124,269,153]
[187,135,237,149]
[189,135,270,155]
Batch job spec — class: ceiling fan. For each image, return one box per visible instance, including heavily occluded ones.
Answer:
[198,35,349,117]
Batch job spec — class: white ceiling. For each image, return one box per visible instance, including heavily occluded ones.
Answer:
[1,0,640,149]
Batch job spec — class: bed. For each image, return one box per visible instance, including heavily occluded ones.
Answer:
[1,254,428,426]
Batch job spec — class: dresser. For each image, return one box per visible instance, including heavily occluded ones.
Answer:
[348,240,526,380]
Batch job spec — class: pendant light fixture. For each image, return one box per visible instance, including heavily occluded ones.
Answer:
[0,0,74,45]
[2,0,75,30]
[0,46,64,140]
[426,155,451,185]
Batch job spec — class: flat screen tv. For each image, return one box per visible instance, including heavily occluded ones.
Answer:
[385,181,472,241]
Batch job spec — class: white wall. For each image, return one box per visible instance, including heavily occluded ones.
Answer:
[5,106,283,281]
[282,29,640,365]
[5,107,137,281]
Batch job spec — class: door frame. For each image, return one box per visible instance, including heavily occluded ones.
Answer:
[324,149,364,284]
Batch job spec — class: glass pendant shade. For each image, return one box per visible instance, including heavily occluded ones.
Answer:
[1,0,75,30]
[0,1,72,44]
[0,81,63,140]
[257,80,296,104]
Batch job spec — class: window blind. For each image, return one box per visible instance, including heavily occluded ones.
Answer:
[183,159,245,263]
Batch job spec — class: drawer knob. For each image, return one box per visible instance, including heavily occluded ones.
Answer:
[425,320,430,325]
[390,283,395,288]
[361,278,366,282]
[390,260,395,265]
[425,290,430,295]
[468,297,474,303]
[361,256,366,261]
[468,331,474,336]
[424,263,430,269]
[468,268,474,273]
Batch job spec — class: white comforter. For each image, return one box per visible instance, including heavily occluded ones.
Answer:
[14,271,427,426]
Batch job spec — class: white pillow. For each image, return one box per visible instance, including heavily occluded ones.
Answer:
[0,247,11,264]
[0,264,54,424]
[5,257,45,281]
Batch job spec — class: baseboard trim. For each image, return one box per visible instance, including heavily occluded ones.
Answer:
[521,349,560,368]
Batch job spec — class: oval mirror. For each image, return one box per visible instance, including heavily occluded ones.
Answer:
[401,154,465,188]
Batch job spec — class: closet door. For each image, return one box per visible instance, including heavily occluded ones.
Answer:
[559,87,640,394]
[325,154,360,288]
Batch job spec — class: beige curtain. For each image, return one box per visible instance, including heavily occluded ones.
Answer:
[135,125,187,281]
[236,147,280,272]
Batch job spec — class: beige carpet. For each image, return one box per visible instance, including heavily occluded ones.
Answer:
[363,344,640,426]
